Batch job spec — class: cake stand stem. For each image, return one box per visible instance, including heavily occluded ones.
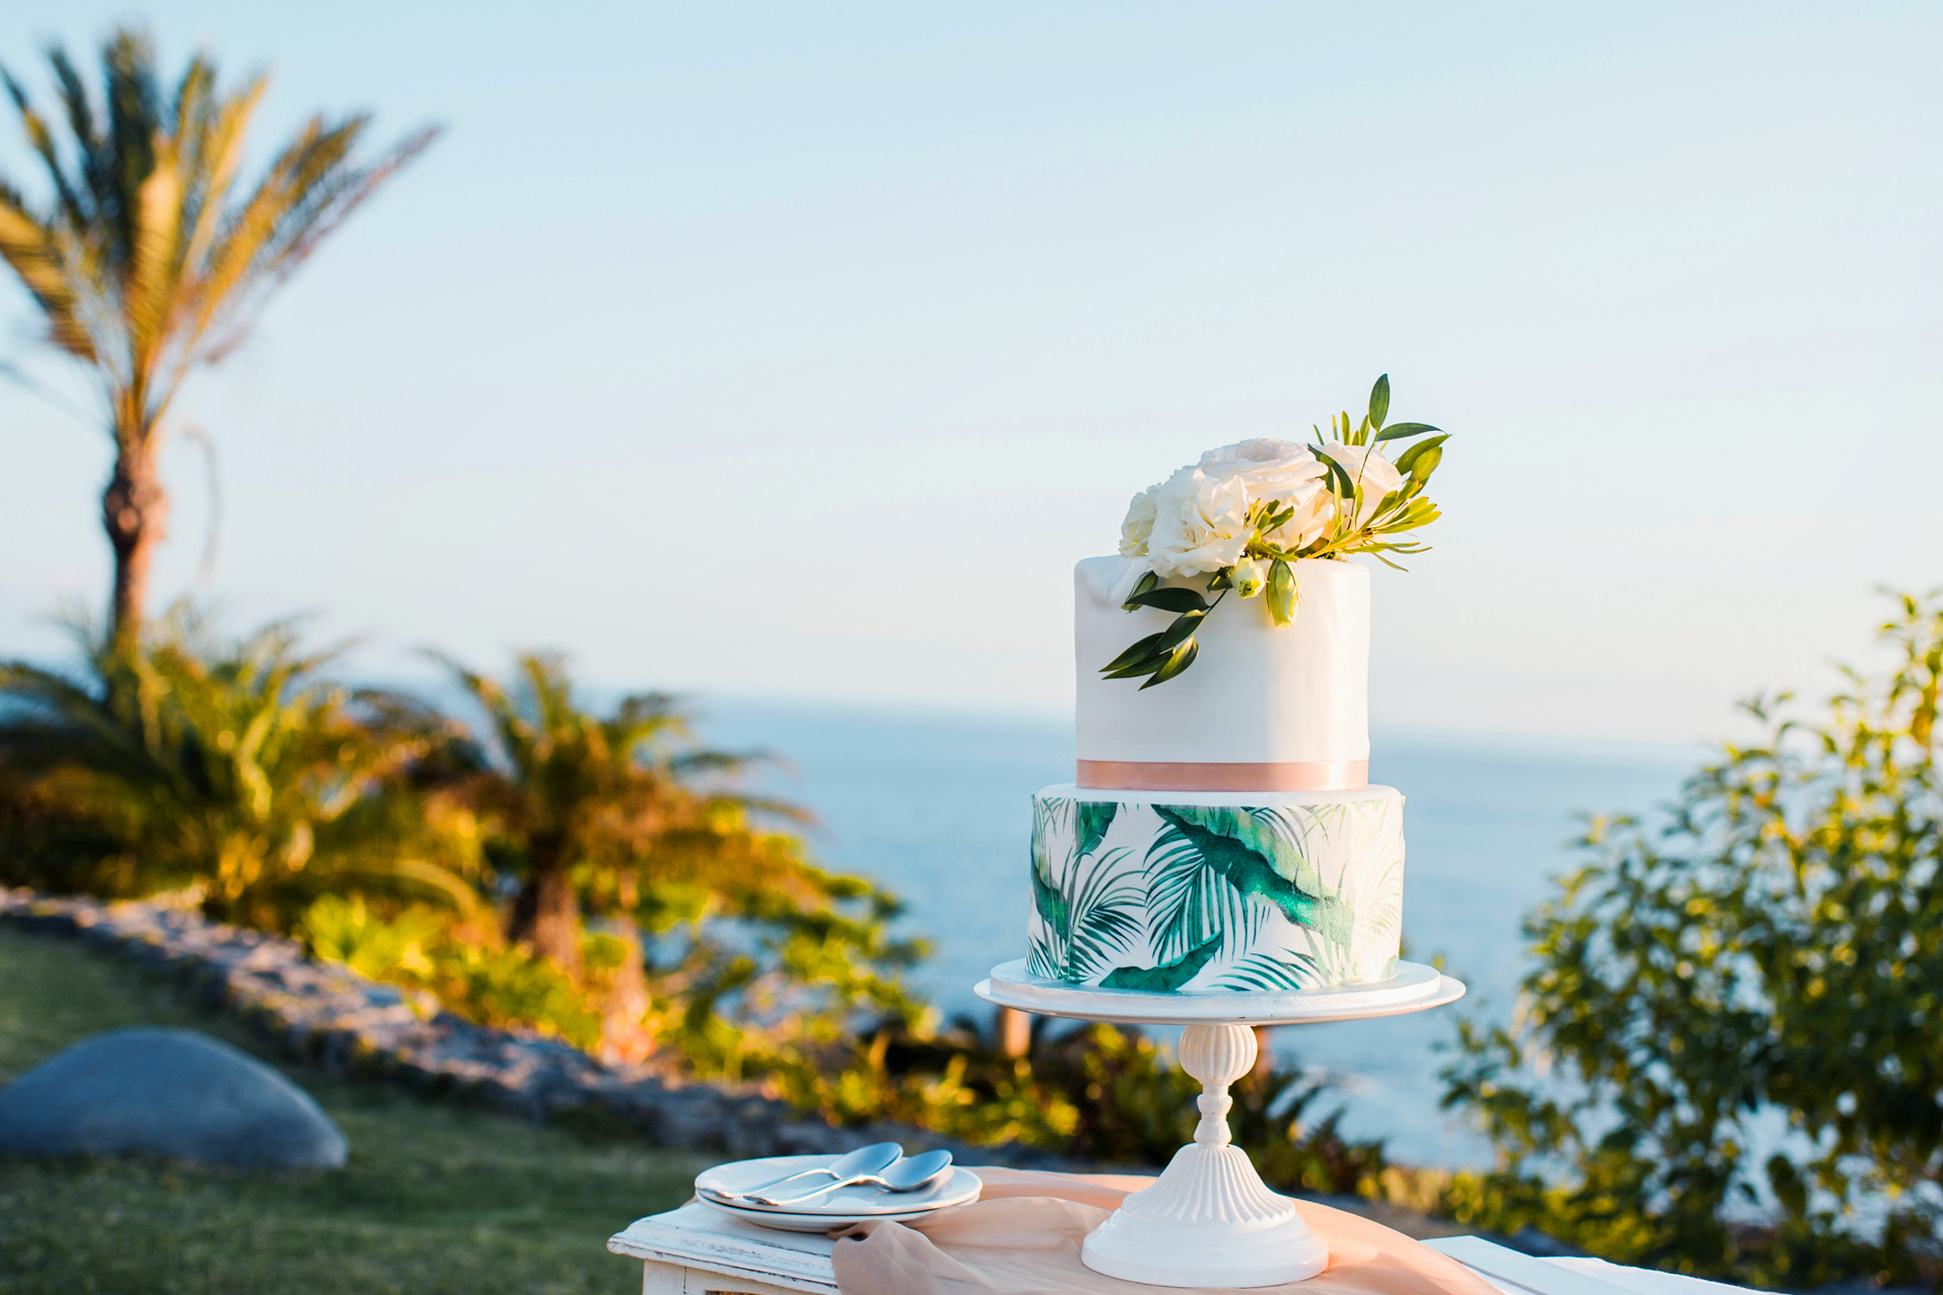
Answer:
[1080,1022,1329,1288]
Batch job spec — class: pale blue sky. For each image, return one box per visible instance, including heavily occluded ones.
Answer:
[1,2,1938,742]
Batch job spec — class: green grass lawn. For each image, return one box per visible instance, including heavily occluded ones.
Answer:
[0,926,713,1295]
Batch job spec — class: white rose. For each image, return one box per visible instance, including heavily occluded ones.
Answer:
[1263,487,1334,551]
[1318,442,1404,529]
[1147,466,1251,578]
[1198,438,1327,503]
[1200,437,1332,553]
[1118,482,1163,559]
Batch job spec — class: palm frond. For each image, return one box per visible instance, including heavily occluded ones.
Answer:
[1141,820,1263,962]
[126,135,182,363]
[1074,801,1117,860]
[1101,933,1225,992]
[1242,804,1334,898]
[1060,846,1144,980]
[3,65,85,229]
[1025,929,1059,980]
[1032,793,1071,885]
[1215,952,1323,992]
[1,608,484,926]
[0,190,94,359]
[46,48,103,204]
[0,25,438,444]
[709,793,815,827]
[1030,824,1142,981]
[1354,853,1405,962]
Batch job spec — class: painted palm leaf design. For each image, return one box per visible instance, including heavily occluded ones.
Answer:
[1343,852,1404,982]
[1199,804,1337,897]
[1144,806,1353,962]
[1026,929,1059,979]
[1357,855,1404,950]
[1215,952,1323,992]
[1030,850,1071,937]
[1074,802,1117,859]
[1031,845,1143,982]
[1102,933,1224,991]
[1032,795,1070,887]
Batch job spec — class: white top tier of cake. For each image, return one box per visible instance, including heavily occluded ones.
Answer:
[1073,555,1370,766]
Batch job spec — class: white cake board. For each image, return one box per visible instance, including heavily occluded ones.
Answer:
[976,960,1466,1289]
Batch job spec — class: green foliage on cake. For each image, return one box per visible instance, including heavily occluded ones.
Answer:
[1026,792,1402,992]
[1075,802,1118,859]
[1101,934,1225,991]
[1215,952,1327,993]
[1147,807,1352,952]
[1028,797,1144,983]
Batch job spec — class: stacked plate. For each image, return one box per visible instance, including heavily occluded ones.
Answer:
[695,1153,983,1233]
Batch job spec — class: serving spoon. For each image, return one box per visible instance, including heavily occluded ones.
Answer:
[747,1149,954,1208]
[709,1142,902,1202]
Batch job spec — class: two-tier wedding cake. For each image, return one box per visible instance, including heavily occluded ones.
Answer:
[1025,375,1448,994]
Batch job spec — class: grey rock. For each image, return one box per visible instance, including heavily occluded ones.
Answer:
[0,1026,347,1169]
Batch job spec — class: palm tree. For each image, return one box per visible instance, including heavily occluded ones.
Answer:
[0,606,480,929]
[435,652,920,1062]
[0,27,437,654]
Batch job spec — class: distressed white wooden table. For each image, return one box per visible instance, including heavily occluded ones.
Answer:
[609,1202,838,1295]
[606,1202,1749,1295]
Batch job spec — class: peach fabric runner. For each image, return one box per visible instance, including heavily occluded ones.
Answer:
[829,1167,1501,1295]
[1076,759,1370,792]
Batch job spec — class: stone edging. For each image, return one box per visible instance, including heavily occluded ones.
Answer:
[0,889,1063,1167]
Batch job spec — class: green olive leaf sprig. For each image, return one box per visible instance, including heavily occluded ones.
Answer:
[1102,374,1453,688]
[1102,571,1224,689]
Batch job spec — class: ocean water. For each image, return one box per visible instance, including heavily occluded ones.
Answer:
[700,698,1692,1169]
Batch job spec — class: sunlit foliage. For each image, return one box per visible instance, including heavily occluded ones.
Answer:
[1443,593,1943,1290]
[0,606,475,930]
[428,651,929,1066]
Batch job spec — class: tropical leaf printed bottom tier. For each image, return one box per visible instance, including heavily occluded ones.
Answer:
[1027,783,1405,993]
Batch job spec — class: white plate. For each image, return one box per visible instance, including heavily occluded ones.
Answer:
[694,1154,981,1219]
[697,1194,972,1233]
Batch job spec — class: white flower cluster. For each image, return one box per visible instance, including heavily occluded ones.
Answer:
[1117,438,1403,578]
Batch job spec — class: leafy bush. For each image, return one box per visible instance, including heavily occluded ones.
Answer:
[301,895,600,1048]
[774,1020,1083,1150]
[1441,593,1943,1290]
[432,651,927,1065]
[0,608,476,929]
[301,894,448,980]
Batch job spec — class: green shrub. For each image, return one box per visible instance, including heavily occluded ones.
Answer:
[301,895,599,1049]
[0,608,477,930]
[772,1023,1083,1150]
[1442,593,1943,1290]
[429,651,931,1066]
[301,894,447,980]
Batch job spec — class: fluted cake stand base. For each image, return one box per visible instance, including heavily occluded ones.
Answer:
[976,960,1465,1289]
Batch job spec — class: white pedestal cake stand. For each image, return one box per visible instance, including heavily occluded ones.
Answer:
[976,959,1466,1290]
